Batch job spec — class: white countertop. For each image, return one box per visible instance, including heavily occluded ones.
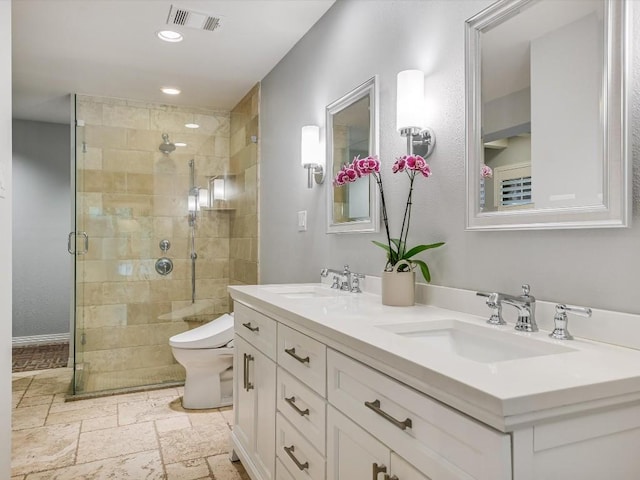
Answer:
[228,283,640,432]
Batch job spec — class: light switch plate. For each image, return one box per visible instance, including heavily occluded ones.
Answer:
[297,210,307,232]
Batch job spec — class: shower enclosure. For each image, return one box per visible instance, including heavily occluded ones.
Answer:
[71,94,234,395]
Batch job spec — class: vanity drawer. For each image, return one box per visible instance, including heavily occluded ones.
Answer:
[327,349,511,480]
[278,324,326,397]
[277,367,326,455]
[276,412,325,480]
[234,302,277,360]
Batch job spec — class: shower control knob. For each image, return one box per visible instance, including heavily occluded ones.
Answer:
[159,239,171,252]
[155,257,173,276]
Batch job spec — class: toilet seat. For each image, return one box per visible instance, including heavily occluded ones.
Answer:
[169,313,234,349]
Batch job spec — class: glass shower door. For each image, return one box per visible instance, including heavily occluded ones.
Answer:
[70,94,232,396]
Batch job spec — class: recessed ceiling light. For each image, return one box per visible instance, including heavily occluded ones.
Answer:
[185,123,200,129]
[175,142,187,147]
[156,30,183,42]
[161,87,181,95]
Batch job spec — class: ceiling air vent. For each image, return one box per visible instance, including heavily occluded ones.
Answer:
[166,5,222,32]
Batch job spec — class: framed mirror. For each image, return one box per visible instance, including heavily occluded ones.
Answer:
[326,76,379,234]
[465,0,629,230]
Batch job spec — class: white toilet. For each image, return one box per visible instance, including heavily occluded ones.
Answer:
[170,313,235,409]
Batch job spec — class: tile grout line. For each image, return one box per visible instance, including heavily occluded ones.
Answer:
[151,414,169,479]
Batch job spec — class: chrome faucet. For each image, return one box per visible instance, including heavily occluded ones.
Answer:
[320,265,365,293]
[477,284,537,332]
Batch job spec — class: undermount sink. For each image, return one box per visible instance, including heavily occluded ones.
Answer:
[263,285,341,299]
[376,319,575,363]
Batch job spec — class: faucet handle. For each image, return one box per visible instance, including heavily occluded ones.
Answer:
[521,284,532,297]
[549,304,592,340]
[351,273,365,293]
[486,292,506,325]
[330,275,341,289]
[476,291,507,325]
[320,268,329,278]
[343,264,351,274]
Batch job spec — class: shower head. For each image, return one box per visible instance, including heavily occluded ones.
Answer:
[159,133,176,154]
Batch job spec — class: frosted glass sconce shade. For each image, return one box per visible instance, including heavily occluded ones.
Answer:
[301,125,324,188]
[396,70,425,131]
[396,69,436,158]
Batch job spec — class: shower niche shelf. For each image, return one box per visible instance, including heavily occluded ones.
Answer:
[201,174,236,211]
[201,206,235,212]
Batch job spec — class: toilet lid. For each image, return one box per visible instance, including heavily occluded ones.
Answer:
[169,313,234,349]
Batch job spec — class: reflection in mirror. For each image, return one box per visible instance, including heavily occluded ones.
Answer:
[466,0,629,230]
[327,77,379,233]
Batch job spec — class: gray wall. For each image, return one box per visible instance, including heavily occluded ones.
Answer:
[12,119,71,337]
[260,0,640,315]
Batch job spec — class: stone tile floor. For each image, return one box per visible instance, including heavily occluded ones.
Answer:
[12,367,250,479]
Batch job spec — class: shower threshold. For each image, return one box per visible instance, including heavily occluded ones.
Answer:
[69,364,186,400]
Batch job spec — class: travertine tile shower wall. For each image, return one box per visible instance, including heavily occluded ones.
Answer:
[229,84,259,286]
[74,95,231,390]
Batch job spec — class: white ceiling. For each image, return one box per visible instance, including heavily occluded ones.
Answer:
[12,0,335,124]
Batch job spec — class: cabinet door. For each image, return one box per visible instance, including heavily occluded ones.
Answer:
[327,405,390,480]
[391,453,431,480]
[233,334,277,480]
[234,334,255,454]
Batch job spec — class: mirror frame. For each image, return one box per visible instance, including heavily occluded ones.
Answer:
[465,0,630,230]
[326,76,380,234]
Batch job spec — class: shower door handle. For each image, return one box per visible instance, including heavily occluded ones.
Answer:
[67,232,89,255]
[67,232,75,254]
[79,232,89,255]
[68,232,89,255]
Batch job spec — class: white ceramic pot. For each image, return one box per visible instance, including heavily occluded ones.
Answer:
[381,260,415,306]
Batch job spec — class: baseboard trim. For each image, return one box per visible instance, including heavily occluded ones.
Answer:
[12,333,70,346]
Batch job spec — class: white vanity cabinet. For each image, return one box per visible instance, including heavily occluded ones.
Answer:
[231,299,510,480]
[232,304,277,480]
[230,285,640,480]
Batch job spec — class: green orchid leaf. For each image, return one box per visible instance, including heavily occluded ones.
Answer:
[371,240,391,254]
[412,259,431,283]
[390,238,401,249]
[403,242,445,259]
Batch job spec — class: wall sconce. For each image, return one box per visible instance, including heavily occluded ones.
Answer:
[396,69,436,157]
[301,125,324,188]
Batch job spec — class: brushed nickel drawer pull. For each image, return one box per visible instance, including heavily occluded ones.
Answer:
[242,322,259,332]
[285,396,310,416]
[364,399,412,430]
[284,445,309,471]
[284,347,310,364]
[372,462,387,480]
